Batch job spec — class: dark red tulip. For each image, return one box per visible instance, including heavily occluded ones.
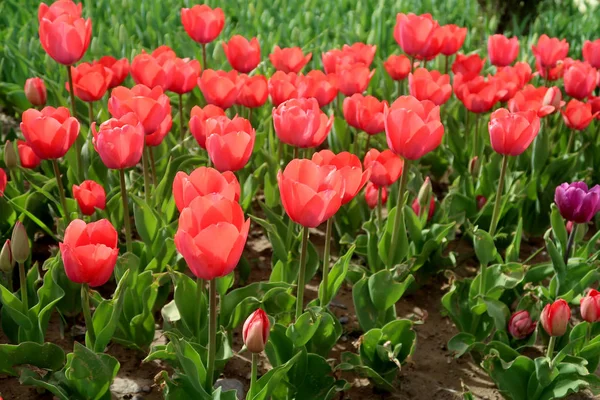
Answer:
[508,310,536,339]
[0,169,6,197]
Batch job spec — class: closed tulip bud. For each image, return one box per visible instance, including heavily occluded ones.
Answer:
[541,299,571,337]
[243,309,270,353]
[17,140,41,169]
[542,86,563,112]
[469,156,480,176]
[417,177,432,206]
[412,197,435,221]
[0,240,13,272]
[476,195,487,210]
[365,182,388,209]
[4,141,17,170]
[580,289,600,323]
[11,222,30,263]
[24,78,47,107]
[508,310,536,339]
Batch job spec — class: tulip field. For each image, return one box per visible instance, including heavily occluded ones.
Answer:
[3,0,600,399]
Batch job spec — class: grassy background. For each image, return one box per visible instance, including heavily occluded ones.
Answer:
[0,0,598,114]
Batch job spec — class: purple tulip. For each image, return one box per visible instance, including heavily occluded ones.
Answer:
[554,182,600,223]
[508,310,536,339]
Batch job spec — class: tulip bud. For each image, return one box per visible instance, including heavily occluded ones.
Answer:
[476,195,487,210]
[4,141,17,170]
[542,86,562,110]
[10,222,30,263]
[417,177,432,207]
[0,240,14,272]
[541,299,571,337]
[508,310,536,339]
[580,289,600,323]
[243,309,270,353]
[24,77,47,107]
[469,156,480,176]
[566,221,574,235]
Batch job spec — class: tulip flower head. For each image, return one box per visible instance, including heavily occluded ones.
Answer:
[174,195,250,280]
[554,182,600,224]
[322,43,376,74]
[24,78,47,107]
[16,140,41,169]
[383,54,412,81]
[205,116,256,172]
[394,13,441,59]
[39,12,91,65]
[169,57,202,95]
[365,182,388,209]
[363,149,404,187]
[173,167,240,212]
[273,98,333,148]
[10,222,29,263]
[438,24,467,56]
[20,106,79,160]
[581,289,600,323]
[198,69,240,109]
[409,68,452,105]
[0,169,6,197]
[73,180,106,216]
[532,35,569,69]
[342,94,387,135]
[0,240,13,272]
[451,53,485,80]
[412,197,435,221]
[453,74,506,113]
[312,150,371,205]
[297,70,338,107]
[67,63,113,102]
[487,34,519,67]
[95,56,130,88]
[563,61,597,100]
[488,108,541,156]
[278,159,345,228]
[236,74,268,108]
[561,99,598,131]
[223,35,261,73]
[181,5,225,44]
[336,63,374,96]
[541,299,571,337]
[583,39,600,69]
[270,46,312,73]
[38,0,82,21]
[508,85,559,118]
[189,104,227,148]
[92,113,145,170]
[268,71,300,106]
[131,48,176,90]
[243,309,270,353]
[508,310,536,339]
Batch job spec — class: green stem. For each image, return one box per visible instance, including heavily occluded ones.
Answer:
[249,353,258,400]
[293,146,299,160]
[142,146,151,202]
[202,43,208,70]
[564,223,577,264]
[377,186,383,228]
[547,336,556,364]
[66,65,83,181]
[179,94,185,147]
[478,262,488,297]
[320,218,333,306]
[295,226,310,320]
[566,130,575,154]
[206,279,217,391]
[488,155,508,237]
[445,55,449,75]
[148,147,157,188]
[364,135,371,159]
[586,322,592,346]
[387,159,412,267]
[278,141,284,167]
[196,277,204,343]
[81,283,96,349]
[88,102,93,126]
[473,113,480,162]
[119,169,132,253]
[19,262,28,311]
[52,159,71,223]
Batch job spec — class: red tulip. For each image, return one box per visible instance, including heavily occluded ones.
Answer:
[181,5,225,44]
[174,196,250,280]
[541,299,571,337]
[342,94,387,135]
[561,99,597,131]
[487,34,519,67]
[236,74,268,108]
[589,96,600,118]
[363,149,403,187]
[411,197,435,221]
[508,310,536,339]
[508,85,558,118]
[91,113,144,169]
[394,13,441,59]
[66,63,113,102]
[476,195,487,210]
[17,140,41,169]
[321,49,346,74]
[581,289,600,323]
[451,53,485,80]
[439,24,467,56]
[384,96,444,160]
[342,43,377,67]
[488,108,540,156]
[205,116,255,172]
[277,159,345,228]
[312,150,370,205]
[188,105,227,148]
[453,74,505,113]
[24,78,47,107]
[297,70,338,107]
[198,69,240,109]
[532,35,569,69]
[494,64,531,102]
[365,182,387,209]
[38,0,82,21]
[223,35,261,73]
[20,106,79,160]
[39,13,91,65]
[409,68,452,105]
[173,167,240,212]
[108,84,172,136]
[59,219,119,287]
[0,169,5,197]
[564,61,597,100]
[536,58,572,81]
[131,50,176,90]
[384,54,412,81]
[543,86,564,112]
[268,71,300,106]
[95,56,130,89]
[273,98,333,148]
[169,58,201,94]
[336,64,374,96]
[73,180,106,216]
[243,309,270,353]
[583,39,600,69]
[322,43,376,74]
[269,46,312,73]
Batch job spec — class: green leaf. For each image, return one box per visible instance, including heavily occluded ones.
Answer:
[448,332,478,358]
[0,342,66,375]
[93,269,130,352]
[534,357,558,389]
[0,283,32,330]
[473,229,498,266]
[19,369,69,400]
[286,311,322,347]
[550,205,568,257]
[318,245,354,306]
[306,310,342,357]
[220,282,292,328]
[367,270,414,311]
[131,194,160,248]
[378,205,408,268]
[168,335,210,397]
[251,351,301,400]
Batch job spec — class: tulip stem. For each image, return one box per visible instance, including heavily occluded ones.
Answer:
[142,146,151,202]
[278,141,284,167]
[377,187,383,228]
[119,169,133,253]
[546,336,556,362]
[320,218,333,306]
[81,283,96,349]
[564,223,577,265]
[18,262,28,311]
[206,279,217,391]
[195,278,204,343]
[387,159,412,268]
[179,94,185,147]
[489,155,508,237]
[249,353,258,400]
[52,160,71,224]
[66,65,83,181]
[473,113,480,163]
[364,135,371,159]
[445,56,449,75]
[293,146,299,160]
[88,102,93,126]
[295,226,310,320]
[202,43,208,70]
[586,322,592,345]
[567,130,576,154]
[148,147,157,188]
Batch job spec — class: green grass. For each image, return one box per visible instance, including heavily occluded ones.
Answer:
[0,0,598,114]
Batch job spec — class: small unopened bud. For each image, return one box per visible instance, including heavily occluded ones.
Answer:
[10,222,30,263]
[0,240,14,272]
[243,309,270,353]
[543,86,562,111]
[476,195,487,210]
[580,289,600,323]
[417,177,432,207]
[24,77,47,107]
[4,141,17,170]
[469,156,480,176]
[541,299,571,337]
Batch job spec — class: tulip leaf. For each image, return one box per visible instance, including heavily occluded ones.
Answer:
[306,310,342,357]
[93,269,130,352]
[550,205,568,257]
[19,369,69,400]
[286,311,322,347]
[131,194,160,248]
[378,205,408,268]
[0,342,66,375]
[367,270,414,311]
[220,282,292,328]
[168,335,211,398]
[0,282,33,330]
[251,351,302,400]
[318,245,354,306]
